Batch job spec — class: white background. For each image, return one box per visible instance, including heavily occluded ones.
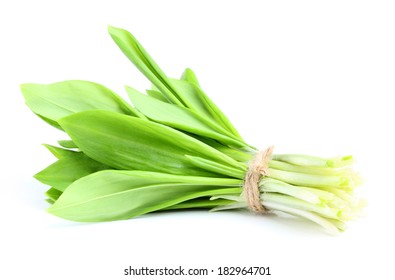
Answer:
[1,0,394,279]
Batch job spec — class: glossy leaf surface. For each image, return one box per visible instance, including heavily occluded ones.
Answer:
[21,80,140,128]
[49,170,241,221]
[59,110,245,177]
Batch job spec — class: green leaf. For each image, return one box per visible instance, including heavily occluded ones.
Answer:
[186,155,245,179]
[146,89,168,102]
[21,80,142,128]
[169,78,213,118]
[49,170,241,222]
[46,199,55,205]
[45,188,62,202]
[108,26,244,140]
[108,26,184,106]
[37,114,63,130]
[59,110,245,177]
[126,86,247,148]
[43,144,77,159]
[177,69,243,139]
[58,140,78,149]
[178,79,244,139]
[35,152,110,192]
[181,68,200,87]
[195,137,253,162]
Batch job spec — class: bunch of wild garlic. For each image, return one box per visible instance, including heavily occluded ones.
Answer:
[21,26,364,233]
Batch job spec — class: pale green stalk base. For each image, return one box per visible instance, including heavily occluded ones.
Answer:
[212,154,364,234]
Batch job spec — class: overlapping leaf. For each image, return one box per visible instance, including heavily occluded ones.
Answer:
[108,26,243,139]
[49,170,241,222]
[58,110,245,178]
[126,86,246,148]
[21,80,143,129]
[35,149,110,192]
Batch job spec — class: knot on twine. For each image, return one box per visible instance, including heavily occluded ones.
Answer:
[243,146,274,214]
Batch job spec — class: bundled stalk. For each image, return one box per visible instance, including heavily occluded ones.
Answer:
[21,26,364,234]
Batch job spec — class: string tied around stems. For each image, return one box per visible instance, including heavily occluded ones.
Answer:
[243,146,274,214]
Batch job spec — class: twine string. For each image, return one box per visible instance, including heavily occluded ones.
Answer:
[243,146,274,214]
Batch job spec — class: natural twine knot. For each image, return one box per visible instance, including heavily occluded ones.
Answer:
[243,146,274,214]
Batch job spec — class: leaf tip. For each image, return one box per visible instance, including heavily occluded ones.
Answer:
[33,171,44,182]
[20,83,34,100]
[47,204,59,216]
[107,25,127,38]
[107,25,116,34]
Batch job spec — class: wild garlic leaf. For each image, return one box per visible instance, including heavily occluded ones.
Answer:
[178,69,243,139]
[185,80,243,139]
[43,144,77,159]
[34,152,110,192]
[181,68,201,87]
[45,188,62,202]
[146,89,168,102]
[169,78,214,118]
[58,140,78,149]
[49,170,241,222]
[108,26,184,106]
[59,110,245,177]
[108,26,244,140]
[195,137,254,162]
[36,114,63,130]
[126,86,247,148]
[185,155,245,179]
[21,80,141,128]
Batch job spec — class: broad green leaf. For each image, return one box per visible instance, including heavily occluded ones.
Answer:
[126,86,247,148]
[43,144,77,159]
[108,26,184,106]
[58,140,78,149]
[59,110,245,177]
[49,170,241,222]
[35,152,110,192]
[21,80,142,128]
